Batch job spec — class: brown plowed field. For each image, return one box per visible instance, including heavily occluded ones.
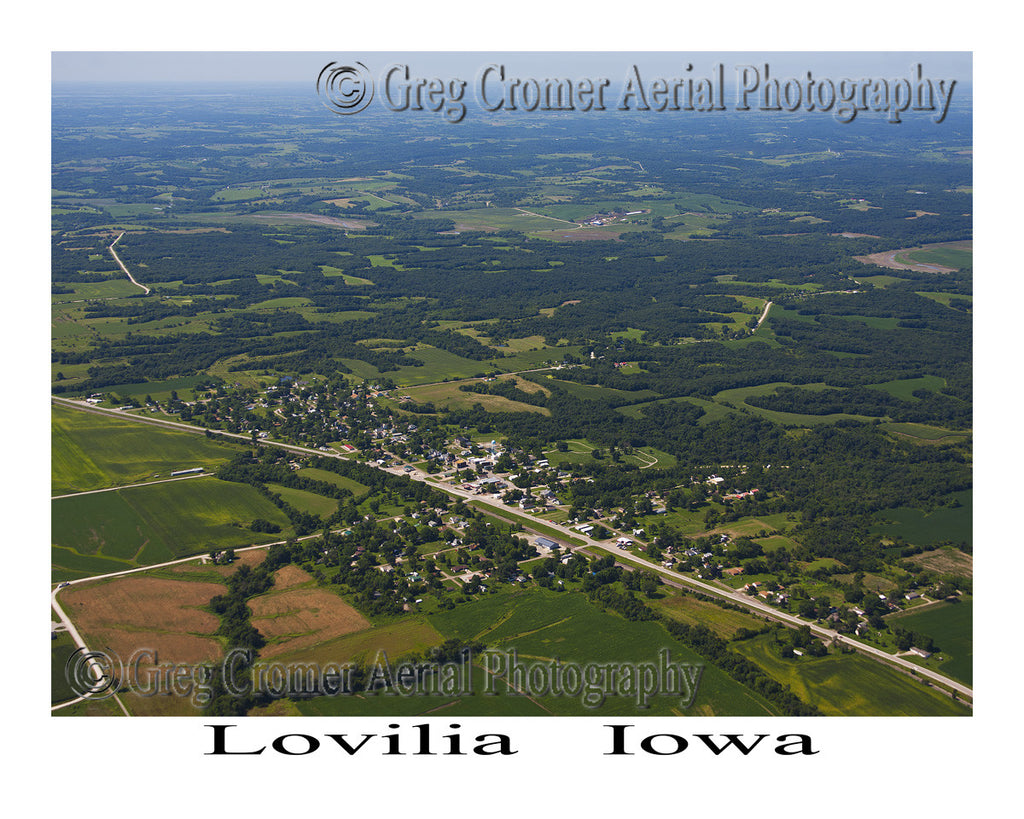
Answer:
[249,567,371,659]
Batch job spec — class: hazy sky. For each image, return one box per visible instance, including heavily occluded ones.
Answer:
[51,51,972,85]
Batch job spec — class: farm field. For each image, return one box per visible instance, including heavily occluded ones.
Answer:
[649,592,770,639]
[52,478,293,580]
[732,634,970,716]
[52,403,245,494]
[872,489,973,547]
[57,573,228,715]
[248,565,372,659]
[427,586,779,716]
[888,600,973,685]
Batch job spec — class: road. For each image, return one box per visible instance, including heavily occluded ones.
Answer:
[390,462,973,701]
[52,472,209,500]
[754,300,773,329]
[50,395,973,703]
[108,232,150,294]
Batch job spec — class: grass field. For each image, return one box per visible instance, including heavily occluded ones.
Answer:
[51,630,80,704]
[888,600,972,685]
[880,422,970,444]
[52,478,292,580]
[713,382,880,426]
[297,468,369,495]
[392,379,550,415]
[341,344,492,386]
[907,547,973,578]
[867,375,946,400]
[732,634,969,716]
[266,483,340,517]
[52,403,244,494]
[904,246,972,272]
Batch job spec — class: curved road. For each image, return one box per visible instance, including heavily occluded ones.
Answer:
[108,232,150,294]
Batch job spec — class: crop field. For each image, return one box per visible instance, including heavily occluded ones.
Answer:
[888,600,973,685]
[52,403,244,494]
[248,566,372,659]
[52,279,141,302]
[732,634,969,716]
[295,664,550,717]
[428,586,779,716]
[52,478,292,580]
[872,489,972,547]
[57,573,227,715]
[269,617,444,668]
[651,592,770,639]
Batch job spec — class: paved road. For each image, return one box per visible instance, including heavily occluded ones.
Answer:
[51,395,973,703]
[393,463,973,701]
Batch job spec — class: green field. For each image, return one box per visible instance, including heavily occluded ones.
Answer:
[867,375,946,401]
[52,403,245,494]
[341,344,492,386]
[872,489,972,547]
[51,630,80,704]
[425,586,779,716]
[713,382,880,426]
[904,246,972,272]
[51,478,292,580]
[266,483,339,517]
[888,600,972,685]
[881,422,970,444]
[297,468,369,495]
[651,592,769,639]
[732,634,969,716]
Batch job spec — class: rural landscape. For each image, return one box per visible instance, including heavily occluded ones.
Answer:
[51,58,972,718]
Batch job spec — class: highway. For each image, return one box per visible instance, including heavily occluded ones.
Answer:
[51,395,973,704]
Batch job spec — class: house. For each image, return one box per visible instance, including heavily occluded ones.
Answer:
[909,647,932,659]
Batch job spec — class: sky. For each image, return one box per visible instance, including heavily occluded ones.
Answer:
[51,51,972,85]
